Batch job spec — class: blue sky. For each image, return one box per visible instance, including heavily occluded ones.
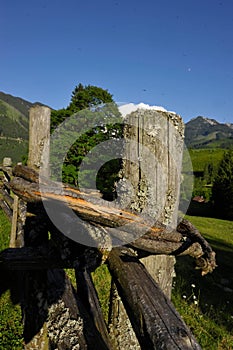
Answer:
[1,0,233,123]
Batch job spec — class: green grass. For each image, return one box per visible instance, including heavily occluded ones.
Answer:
[89,216,233,349]
[65,264,112,322]
[0,139,28,165]
[172,215,233,349]
[187,148,225,173]
[0,209,11,250]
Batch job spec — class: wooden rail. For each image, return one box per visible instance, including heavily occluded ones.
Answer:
[0,165,13,220]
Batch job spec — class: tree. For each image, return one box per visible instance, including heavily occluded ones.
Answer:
[212,150,233,220]
[50,84,123,197]
[68,83,114,112]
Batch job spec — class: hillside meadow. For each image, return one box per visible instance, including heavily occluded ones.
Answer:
[183,148,226,173]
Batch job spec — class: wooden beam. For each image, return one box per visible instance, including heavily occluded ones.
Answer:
[75,264,114,350]
[47,269,113,350]
[9,169,217,275]
[107,247,202,350]
[0,247,68,270]
[10,195,19,247]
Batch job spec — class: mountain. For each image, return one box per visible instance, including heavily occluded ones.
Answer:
[0,91,48,139]
[1,90,233,164]
[0,91,48,164]
[185,116,233,149]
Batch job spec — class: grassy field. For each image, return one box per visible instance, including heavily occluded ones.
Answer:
[172,215,233,349]
[0,138,28,165]
[0,209,233,349]
[186,148,226,173]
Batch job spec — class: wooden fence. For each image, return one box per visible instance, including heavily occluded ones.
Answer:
[0,161,13,220]
[0,106,217,349]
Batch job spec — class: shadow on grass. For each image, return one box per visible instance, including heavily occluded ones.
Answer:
[186,201,215,218]
[174,236,233,332]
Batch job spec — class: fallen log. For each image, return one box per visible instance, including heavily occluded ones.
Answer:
[9,165,217,274]
[107,247,202,350]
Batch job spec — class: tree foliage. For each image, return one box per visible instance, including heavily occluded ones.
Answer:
[50,84,123,197]
[69,83,114,112]
[212,150,233,220]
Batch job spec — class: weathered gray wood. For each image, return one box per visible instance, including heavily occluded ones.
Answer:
[2,157,12,167]
[108,109,184,347]
[14,198,26,247]
[107,247,202,350]
[108,281,141,350]
[22,106,51,350]
[10,195,18,247]
[140,255,176,299]
[47,270,88,350]
[122,109,185,296]
[28,105,50,176]
[0,166,13,220]
[47,269,113,350]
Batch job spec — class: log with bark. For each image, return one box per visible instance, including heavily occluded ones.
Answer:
[107,247,202,350]
[9,165,217,275]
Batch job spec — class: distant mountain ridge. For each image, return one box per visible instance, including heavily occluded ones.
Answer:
[184,116,233,149]
[1,91,232,150]
[0,91,49,164]
[0,91,49,139]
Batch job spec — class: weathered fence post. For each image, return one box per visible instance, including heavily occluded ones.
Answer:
[123,108,184,296]
[28,106,50,177]
[108,107,184,347]
[21,106,112,349]
[23,105,51,349]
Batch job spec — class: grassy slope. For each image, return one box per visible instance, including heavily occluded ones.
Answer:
[184,148,226,173]
[0,139,28,165]
[0,97,29,165]
[0,100,28,139]
[92,216,233,349]
[172,215,233,349]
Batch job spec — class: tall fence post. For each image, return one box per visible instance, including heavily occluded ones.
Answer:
[123,109,184,297]
[108,108,184,347]
[28,105,50,176]
[23,105,51,350]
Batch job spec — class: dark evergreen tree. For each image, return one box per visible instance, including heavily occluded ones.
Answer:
[212,150,233,220]
[69,83,113,112]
